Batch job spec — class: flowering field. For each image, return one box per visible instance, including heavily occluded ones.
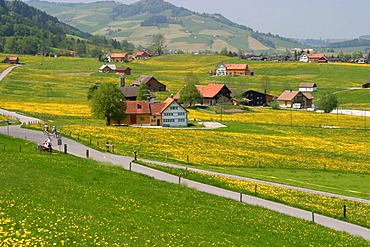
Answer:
[2,135,367,246]
[56,119,370,174]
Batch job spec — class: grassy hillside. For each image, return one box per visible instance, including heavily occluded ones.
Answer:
[0,53,369,201]
[27,0,301,53]
[0,133,369,245]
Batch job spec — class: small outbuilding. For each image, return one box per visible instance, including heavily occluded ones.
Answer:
[3,56,19,64]
[299,82,317,92]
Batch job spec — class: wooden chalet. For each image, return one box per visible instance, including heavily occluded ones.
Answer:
[3,56,19,64]
[99,64,116,73]
[135,51,151,60]
[108,53,128,63]
[277,90,314,108]
[131,75,166,92]
[235,89,274,106]
[215,62,254,76]
[115,67,131,75]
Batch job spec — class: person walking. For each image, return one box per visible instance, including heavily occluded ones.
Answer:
[43,123,49,135]
[52,126,57,137]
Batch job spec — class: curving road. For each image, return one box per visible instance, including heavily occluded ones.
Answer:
[0,65,21,81]
[0,109,369,241]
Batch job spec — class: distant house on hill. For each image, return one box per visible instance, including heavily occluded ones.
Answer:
[108,53,128,63]
[3,56,19,64]
[215,62,254,76]
[131,75,166,92]
[299,82,317,92]
[115,67,131,75]
[99,64,116,73]
[174,84,232,106]
[135,51,151,60]
[299,52,327,63]
[277,90,314,108]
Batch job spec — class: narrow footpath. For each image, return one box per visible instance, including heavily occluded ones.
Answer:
[0,108,369,241]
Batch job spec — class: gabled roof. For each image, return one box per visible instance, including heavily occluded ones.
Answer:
[115,67,131,72]
[131,75,165,87]
[99,64,116,70]
[150,102,166,116]
[220,62,247,70]
[120,87,155,99]
[7,56,19,61]
[307,53,326,59]
[299,82,317,88]
[160,97,188,114]
[125,101,151,115]
[109,53,127,58]
[136,51,151,56]
[277,90,313,101]
[195,84,229,98]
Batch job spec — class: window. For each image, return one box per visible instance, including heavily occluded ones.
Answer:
[178,118,185,122]
[137,104,142,109]
[178,112,185,116]
[164,113,173,116]
[163,119,174,122]
[170,106,178,110]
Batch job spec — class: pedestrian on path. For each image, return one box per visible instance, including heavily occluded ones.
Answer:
[52,125,57,137]
[43,123,49,135]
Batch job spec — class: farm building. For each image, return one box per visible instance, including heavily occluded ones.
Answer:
[3,56,19,64]
[131,75,166,92]
[277,90,314,108]
[299,82,317,92]
[233,89,274,106]
[215,62,254,76]
[111,97,188,127]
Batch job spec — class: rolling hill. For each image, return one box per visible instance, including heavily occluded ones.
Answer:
[27,0,304,54]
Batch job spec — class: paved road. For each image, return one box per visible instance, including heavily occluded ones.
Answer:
[0,110,369,241]
[0,65,21,81]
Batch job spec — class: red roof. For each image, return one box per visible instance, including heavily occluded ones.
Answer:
[125,101,150,115]
[224,63,247,70]
[136,51,151,56]
[196,84,226,98]
[150,102,165,116]
[307,53,325,59]
[109,53,127,58]
[7,56,18,61]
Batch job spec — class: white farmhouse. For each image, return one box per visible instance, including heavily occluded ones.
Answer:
[160,98,188,127]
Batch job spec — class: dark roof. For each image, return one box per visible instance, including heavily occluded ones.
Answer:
[120,87,155,99]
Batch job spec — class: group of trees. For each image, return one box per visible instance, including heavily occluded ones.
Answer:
[0,0,137,56]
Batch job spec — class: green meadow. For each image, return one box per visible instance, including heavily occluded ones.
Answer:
[0,134,369,246]
[0,53,370,242]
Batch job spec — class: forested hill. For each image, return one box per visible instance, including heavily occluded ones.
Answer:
[0,0,93,54]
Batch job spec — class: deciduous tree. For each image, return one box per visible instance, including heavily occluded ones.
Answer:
[178,73,203,106]
[316,92,339,113]
[90,83,126,125]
